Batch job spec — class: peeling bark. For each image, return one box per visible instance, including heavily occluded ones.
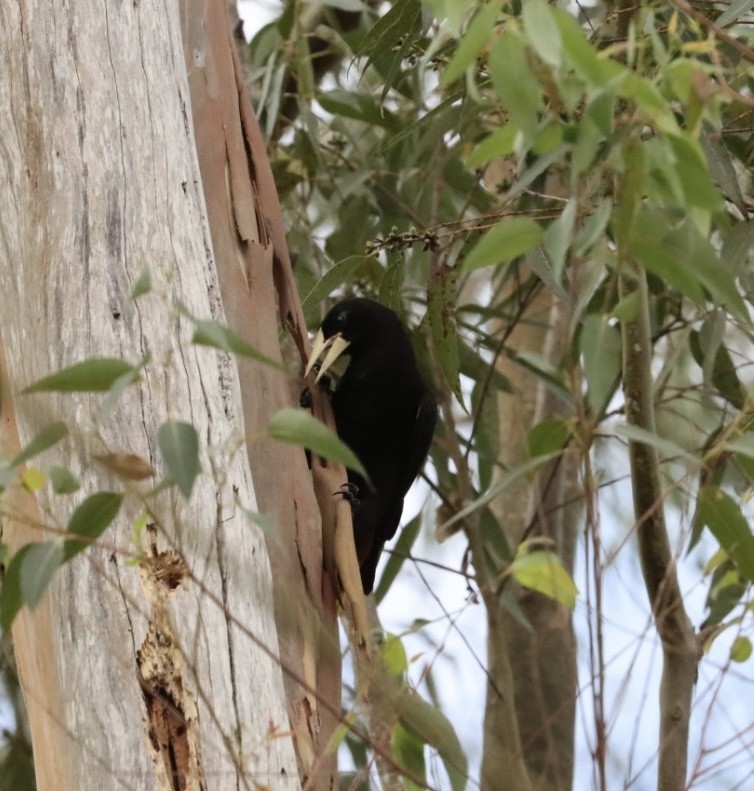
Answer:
[178,3,341,786]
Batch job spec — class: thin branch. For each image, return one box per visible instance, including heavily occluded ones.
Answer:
[619,265,701,791]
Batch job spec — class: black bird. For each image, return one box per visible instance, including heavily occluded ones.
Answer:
[305,298,437,594]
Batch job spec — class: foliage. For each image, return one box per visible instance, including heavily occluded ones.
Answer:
[246,0,754,787]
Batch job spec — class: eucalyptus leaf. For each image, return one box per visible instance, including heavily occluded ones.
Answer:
[23,358,135,394]
[158,421,200,499]
[20,541,65,610]
[64,492,124,560]
[10,422,68,467]
[0,545,32,629]
[441,1,503,86]
[580,315,622,417]
[509,549,578,609]
[489,32,543,137]
[463,217,543,272]
[266,408,369,481]
[192,320,285,371]
[393,689,468,791]
[522,0,562,67]
[391,721,426,791]
[697,487,754,584]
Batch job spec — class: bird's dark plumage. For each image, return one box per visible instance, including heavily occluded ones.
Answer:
[306,298,437,594]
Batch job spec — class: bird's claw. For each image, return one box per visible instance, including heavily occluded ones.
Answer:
[334,482,360,508]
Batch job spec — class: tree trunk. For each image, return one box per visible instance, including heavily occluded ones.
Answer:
[489,289,578,791]
[0,2,299,788]
[179,2,340,784]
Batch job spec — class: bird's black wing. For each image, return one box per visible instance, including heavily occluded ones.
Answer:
[356,390,436,594]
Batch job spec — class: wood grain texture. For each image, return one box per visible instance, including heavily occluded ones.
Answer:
[0,1,298,788]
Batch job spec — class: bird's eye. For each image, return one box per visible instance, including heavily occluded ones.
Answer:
[335,310,348,327]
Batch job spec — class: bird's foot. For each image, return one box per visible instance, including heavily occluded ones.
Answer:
[334,482,360,509]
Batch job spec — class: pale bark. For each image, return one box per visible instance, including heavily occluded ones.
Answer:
[0,1,298,789]
[179,3,341,784]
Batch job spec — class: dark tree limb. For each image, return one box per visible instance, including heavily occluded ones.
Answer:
[620,267,700,791]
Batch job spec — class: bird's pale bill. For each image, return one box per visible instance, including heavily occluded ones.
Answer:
[305,329,351,383]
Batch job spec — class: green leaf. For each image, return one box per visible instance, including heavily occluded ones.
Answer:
[466,126,517,169]
[525,418,571,458]
[667,135,723,212]
[428,266,462,401]
[47,466,79,494]
[611,292,640,323]
[509,549,578,609]
[463,217,543,272]
[131,266,152,299]
[697,487,754,584]
[619,73,679,134]
[612,140,646,249]
[473,384,501,492]
[525,247,569,303]
[0,545,32,629]
[522,0,561,67]
[488,32,543,136]
[294,21,314,100]
[100,363,145,421]
[158,421,200,499]
[628,211,703,305]
[509,350,571,404]
[379,260,404,313]
[542,198,576,282]
[301,256,371,312]
[393,690,468,791]
[703,559,746,628]
[192,320,285,371]
[358,0,420,60]
[580,315,622,416]
[357,0,422,96]
[441,1,503,85]
[10,422,68,467]
[702,128,747,218]
[613,424,697,464]
[266,408,369,481]
[554,8,621,86]
[725,433,754,460]
[23,358,135,393]
[391,721,426,791]
[731,636,752,663]
[64,492,124,561]
[689,328,745,409]
[632,212,748,322]
[382,633,409,676]
[439,454,560,535]
[718,0,754,27]
[20,541,65,609]
[374,512,422,603]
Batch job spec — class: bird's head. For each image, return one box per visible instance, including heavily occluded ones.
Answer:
[304,297,408,383]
